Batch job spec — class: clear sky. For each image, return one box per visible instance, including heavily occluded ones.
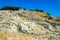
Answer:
[0,0,60,17]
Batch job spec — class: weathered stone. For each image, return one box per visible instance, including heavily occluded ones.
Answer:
[0,10,60,40]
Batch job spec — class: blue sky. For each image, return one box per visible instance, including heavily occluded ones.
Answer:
[0,0,60,17]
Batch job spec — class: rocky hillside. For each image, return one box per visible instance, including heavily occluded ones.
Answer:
[0,10,60,40]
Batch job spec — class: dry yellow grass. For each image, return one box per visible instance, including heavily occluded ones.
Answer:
[54,18,60,22]
[0,31,40,40]
[0,32,7,40]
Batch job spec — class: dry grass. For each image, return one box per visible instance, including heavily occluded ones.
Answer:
[0,32,7,40]
[54,18,60,22]
[0,31,40,40]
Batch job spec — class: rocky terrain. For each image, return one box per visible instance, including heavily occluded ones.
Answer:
[0,10,60,40]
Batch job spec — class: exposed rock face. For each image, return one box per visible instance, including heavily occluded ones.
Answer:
[0,10,60,40]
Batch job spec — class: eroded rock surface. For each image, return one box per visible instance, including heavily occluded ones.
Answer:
[0,10,60,40]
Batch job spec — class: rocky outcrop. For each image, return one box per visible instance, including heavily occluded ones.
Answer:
[0,10,60,40]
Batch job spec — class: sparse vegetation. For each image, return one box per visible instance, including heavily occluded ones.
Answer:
[46,12,51,16]
[35,9,44,12]
[29,9,33,11]
[55,18,60,22]
[29,9,44,12]
[23,8,27,10]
